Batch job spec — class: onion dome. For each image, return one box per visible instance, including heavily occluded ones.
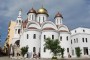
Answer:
[27,8,36,15]
[37,7,49,16]
[54,12,63,19]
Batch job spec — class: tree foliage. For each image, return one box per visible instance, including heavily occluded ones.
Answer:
[21,46,28,57]
[44,38,61,57]
[75,47,81,57]
[60,48,65,58]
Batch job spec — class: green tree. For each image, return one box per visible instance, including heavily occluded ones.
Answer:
[75,47,81,57]
[60,48,65,58]
[21,46,28,57]
[44,38,61,58]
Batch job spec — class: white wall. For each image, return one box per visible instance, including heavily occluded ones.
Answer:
[20,29,41,58]
[71,27,90,57]
[41,31,58,58]
[59,32,71,58]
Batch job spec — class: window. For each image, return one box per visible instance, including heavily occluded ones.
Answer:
[86,38,88,42]
[43,16,44,22]
[60,36,62,41]
[67,48,69,52]
[27,34,29,39]
[33,47,36,52]
[52,35,54,39]
[57,19,58,24]
[18,29,20,34]
[39,17,40,22]
[66,36,68,41]
[19,20,21,23]
[76,38,78,43]
[72,50,74,55]
[74,39,75,43]
[44,35,46,39]
[71,40,72,44]
[75,30,76,33]
[33,34,36,39]
[82,38,84,42]
[83,30,85,32]
[32,15,33,20]
[44,47,46,52]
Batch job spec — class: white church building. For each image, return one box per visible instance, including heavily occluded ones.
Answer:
[11,7,90,58]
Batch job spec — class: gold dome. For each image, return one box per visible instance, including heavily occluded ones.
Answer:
[37,7,49,16]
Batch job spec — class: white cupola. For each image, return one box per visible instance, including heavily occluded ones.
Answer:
[16,9,22,25]
[37,6,49,24]
[27,8,36,21]
[55,12,63,25]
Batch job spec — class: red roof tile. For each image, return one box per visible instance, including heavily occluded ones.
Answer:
[42,27,55,30]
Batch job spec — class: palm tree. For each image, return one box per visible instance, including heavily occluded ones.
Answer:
[44,38,61,58]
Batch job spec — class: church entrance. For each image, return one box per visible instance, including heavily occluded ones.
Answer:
[83,47,88,55]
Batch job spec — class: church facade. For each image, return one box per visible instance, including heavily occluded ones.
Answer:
[11,7,90,58]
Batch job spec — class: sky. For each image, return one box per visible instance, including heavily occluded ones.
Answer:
[0,0,90,47]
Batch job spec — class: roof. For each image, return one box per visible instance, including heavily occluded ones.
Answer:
[59,30,68,32]
[54,12,63,19]
[42,27,55,30]
[27,8,36,15]
[37,7,49,17]
[23,19,28,28]
[28,27,37,29]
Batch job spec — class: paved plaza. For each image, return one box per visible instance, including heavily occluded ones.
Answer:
[0,56,90,60]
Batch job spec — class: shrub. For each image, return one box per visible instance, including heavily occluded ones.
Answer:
[75,47,81,57]
[21,46,28,57]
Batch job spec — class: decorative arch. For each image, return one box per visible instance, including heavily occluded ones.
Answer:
[41,21,58,30]
[58,25,69,32]
[26,21,41,29]
[15,40,20,46]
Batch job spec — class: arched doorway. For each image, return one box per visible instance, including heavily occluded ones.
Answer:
[15,40,20,46]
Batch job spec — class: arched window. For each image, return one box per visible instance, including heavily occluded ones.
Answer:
[44,47,46,52]
[18,29,20,34]
[39,17,40,22]
[83,29,85,32]
[71,40,72,44]
[19,20,21,23]
[27,34,29,39]
[43,16,44,22]
[66,36,68,41]
[32,15,33,20]
[57,19,58,24]
[33,34,36,39]
[52,35,54,39]
[33,47,36,52]
[60,36,62,41]
[44,35,46,39]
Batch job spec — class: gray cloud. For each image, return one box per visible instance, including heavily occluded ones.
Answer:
[0,0,90,47]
